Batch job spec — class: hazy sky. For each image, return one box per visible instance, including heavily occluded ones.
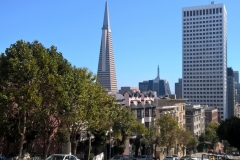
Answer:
[1,0,240,92]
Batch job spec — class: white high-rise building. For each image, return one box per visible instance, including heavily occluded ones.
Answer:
[182,2,227,120]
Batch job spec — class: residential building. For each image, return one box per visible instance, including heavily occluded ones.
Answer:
[139,66,171,97]
[155,95,186,130]
[122,90,156,156]
[205,106,219,127]
[154,95,187,159]
[97,2,118,93]
[182,2,228,120]
[185,104,205,137]
[175,78,183,99]
[122,90,156,128]
[227,68,235,118]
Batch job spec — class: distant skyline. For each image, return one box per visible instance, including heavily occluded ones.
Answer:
[1,0,240,92]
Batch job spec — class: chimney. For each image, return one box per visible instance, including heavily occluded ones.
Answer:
[211,1,214,4]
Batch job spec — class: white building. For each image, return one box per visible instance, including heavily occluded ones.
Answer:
[182,2,227,120]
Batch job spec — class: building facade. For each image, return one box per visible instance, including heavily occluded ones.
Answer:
[182,2,228,120]
[175,78,183,99]
[97,2,118,93]
[154,95,186,130]
[205,106,218,127]
[227,67,235,118]
[234,71,239,84]
[185,104,205,137]
[139,66,171,97]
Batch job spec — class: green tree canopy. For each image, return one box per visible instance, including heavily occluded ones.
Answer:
[217,117,240,149]
[156,114,179,155]
[0,40,71,159]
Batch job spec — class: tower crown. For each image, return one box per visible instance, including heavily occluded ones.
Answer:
[102,1,111,31]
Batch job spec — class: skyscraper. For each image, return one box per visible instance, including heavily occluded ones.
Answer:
[97,2,118,93]
[227,67,235,118]
[182,2,227,120]
[139,66,171,97]
[234,71,239,84]
[175,78,182,99]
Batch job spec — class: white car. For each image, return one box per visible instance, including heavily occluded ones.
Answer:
[46,154,79,160]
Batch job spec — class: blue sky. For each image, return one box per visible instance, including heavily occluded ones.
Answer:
[1,0,240,93]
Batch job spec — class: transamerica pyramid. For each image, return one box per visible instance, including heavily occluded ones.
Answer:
[97,2,118,93]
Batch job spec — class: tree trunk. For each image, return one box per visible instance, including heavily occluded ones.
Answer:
[44,134,52,159]
[166,146,169,156]
[88,136,91,160]
[72,140,78,156]
[154,145,157,160]
[18,112,26,160]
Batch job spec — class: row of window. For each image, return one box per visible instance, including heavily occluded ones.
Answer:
[184,83,223,86]
[184,64,223,68]
[183,8,223,17]
[184,75,223,79]
[184,87,223,90]
[184,92,223,95]
[184,60,223,63]
[183,79,223,83]
[184,51,223,55]
[184,19,222,25]
[184,15,222,21]
[183,24,223,28]
[184,55,222,59]
[185,95,224,98]
[183,21,222,25]
[184,72,223,75]
[186,98,224,103]
[183,27,222,31]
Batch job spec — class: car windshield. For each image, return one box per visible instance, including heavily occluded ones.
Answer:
[46,155,65,160]
[138,156,146,158]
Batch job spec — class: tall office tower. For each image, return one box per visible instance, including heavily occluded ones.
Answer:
[182,2,227,120]
[234,71,239,84]
[175,78,183,99]
[139,66,171,97]
[97,2,118,93]
[227,68,235,118]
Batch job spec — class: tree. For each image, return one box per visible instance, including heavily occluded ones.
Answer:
[217,117,240,149]
[186,137,198,154]
[177,129,192,155]
[112,107,147,156]
[0,40,47,159]
[156,114,179,156]
[60,67,119,156]
[205,122,219,148]
[0,40,73,159]
[32,45,72,159]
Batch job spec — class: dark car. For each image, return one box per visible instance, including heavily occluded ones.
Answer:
[0,156,7,160]
[180,155,190,160]
[137,155,151,160]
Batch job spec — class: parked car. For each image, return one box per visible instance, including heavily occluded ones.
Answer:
[46,154,79,160]
[0,156,7,160]
[137,155,151,160]
[180,156,190,160]
[111,155,133,160]
[172,154,180,160]
[111,155,124,160]
[163,156,177,160]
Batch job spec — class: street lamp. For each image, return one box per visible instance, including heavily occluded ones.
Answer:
[109,128,113,159]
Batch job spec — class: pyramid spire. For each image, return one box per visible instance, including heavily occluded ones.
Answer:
[97,2,117,93]
[102,1,111,31]
[154,65,160,81]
